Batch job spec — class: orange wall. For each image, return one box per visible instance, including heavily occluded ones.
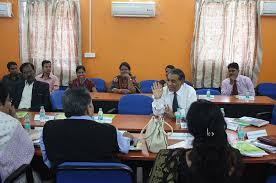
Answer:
[0,0,276,85]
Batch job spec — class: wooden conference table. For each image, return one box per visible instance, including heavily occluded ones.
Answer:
[19,112,276,164]
[91,92,276,118]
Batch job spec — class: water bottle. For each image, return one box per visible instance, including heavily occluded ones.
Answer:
[39,106,46,123]
[175,108,181,127]
[237,125,245,141]
[245,91,250,101]
[24,114,31,133]
[220,108,225,117]
[206,89,211,99]
[98,108,104,121]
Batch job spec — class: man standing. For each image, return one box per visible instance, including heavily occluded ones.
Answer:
[40,88,133,168]
[152,69,197,119]
[36,60,59,93]
[2,61,23,96]
[12,63,51,111]
[221,62,255,96]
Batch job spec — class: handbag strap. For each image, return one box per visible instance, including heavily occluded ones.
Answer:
[140,116,156,139]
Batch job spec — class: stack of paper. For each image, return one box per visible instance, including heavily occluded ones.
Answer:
[167,140,193,149]
[34,114,55,122]
[92,116,113,124]
[238,117,269,127]
[233,141,268,157]
[251,140,276,154]
[55,113,66,120]
[16,111,28,118]
[198,95,215,100]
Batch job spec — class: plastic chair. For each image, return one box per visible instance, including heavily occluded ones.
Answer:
[118,94,153,115]
[140,80,158,93]
[256,104,276,125]
[89,78,106,92]
[50,90,65,111]
[56,162,133,183]
[59,86,68,90]
[196,88,221,95]
[257,83,276,100]
[266,175,276,183]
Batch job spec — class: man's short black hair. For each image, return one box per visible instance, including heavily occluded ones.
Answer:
[76,65,86,73]
[42,60,51,67]
[20,63,35,73]
[7,61,17,70]
[165,65,175,70]
[227,62,239,70]
[170,68,185,81]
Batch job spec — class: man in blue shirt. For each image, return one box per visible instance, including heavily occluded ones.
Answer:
[40,88,133,168]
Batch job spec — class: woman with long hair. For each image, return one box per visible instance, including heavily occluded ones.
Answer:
[148,99,242,183]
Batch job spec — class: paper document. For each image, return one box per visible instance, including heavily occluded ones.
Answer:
[92,116,112,124]
[233,141,268,157]
[198,95,215,100]
[168,140,193,149]
[34,114,55,122]
[168,133,194,140]
[16,111,28,118]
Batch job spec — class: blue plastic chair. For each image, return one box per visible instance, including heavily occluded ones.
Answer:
[196,88,221,95]
[266,175,276,183]
[140,80,158,93]
[89,78,106,92]
[257,83,276,100]
[59,86,68,90]
[50,90,65,111]
[118,94,153,115]
[56,162,133,183]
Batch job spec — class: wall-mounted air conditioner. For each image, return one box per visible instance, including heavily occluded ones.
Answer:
[261,1,276,16]
[112,1,156,17]
[0,2,12,17]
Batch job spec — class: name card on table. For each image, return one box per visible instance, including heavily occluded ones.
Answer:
[247,130,268,140]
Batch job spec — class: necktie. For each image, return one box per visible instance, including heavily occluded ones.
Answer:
[172,92,179,113]
[231,80,238,95]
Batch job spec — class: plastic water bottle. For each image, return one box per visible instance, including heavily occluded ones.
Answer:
[245,91,250,101]
[220,108,225,117]
[175,108,181,127]
[39,106,46,123]
[24,114,31,133]
[206,89,211,99]
[98,108,104,121]
[237,125,245,141]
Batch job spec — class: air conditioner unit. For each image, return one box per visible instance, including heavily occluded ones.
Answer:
[112,1,156,17]
[0,2,12,17]
[261,1,276,16]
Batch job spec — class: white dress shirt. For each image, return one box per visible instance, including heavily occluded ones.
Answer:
[152,83,197,118]
[18,81,34,109]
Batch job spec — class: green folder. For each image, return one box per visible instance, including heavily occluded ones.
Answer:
[16,111,28,118]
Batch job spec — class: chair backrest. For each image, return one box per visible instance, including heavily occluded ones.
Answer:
[50,90,65,111]
[118,94,153,115]
[89,78,106,92]
[4,164,33,183]
[257,83,276,100]
[266,175,276,183]
[196,88,221,95]
[59,86,68,90]
[56,162,133,183]
[140,80,158,93]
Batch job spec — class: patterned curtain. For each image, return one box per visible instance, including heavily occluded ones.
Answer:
[190,0,262,88]
[20,0,81,86]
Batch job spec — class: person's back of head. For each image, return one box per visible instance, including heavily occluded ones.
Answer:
[62,88,93,118]
[187,99,239,183]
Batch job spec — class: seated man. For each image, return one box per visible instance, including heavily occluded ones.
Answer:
[40,88,133,168]
[35,60,59,93]
[152,68,197,119]
[2,61,23,96]
[221,62,255,96]
[12,63,51,111]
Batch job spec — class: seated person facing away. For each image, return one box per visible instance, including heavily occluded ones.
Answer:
[148,100,242,183]
[110,61,141,94]
[70,65,97,92]
[2,61,23,97]
[35,60,60,93]
[159,65,175,86]
[152,69,197,119]
[40,88,134,168]
[12,63,51,112]
[221,62,255,96]
[0,82,38,182]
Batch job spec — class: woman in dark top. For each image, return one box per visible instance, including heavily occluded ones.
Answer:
[110,62,140,94]
[70,65,97,92]
[149,99,242,183]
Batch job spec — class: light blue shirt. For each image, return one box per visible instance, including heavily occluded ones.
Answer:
[40,115,130,168]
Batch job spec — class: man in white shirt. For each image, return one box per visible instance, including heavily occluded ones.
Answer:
[152,68,197,119]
